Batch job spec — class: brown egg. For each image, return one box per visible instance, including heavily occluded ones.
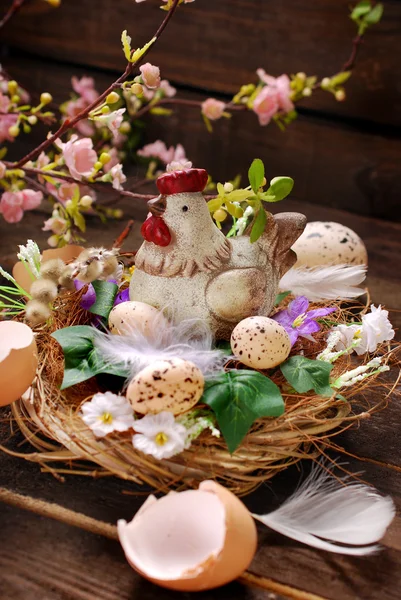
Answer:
[12,244,85,293]
[231,316,291,369]
[117,480,257,591]
[127,358,204,416]
[108,301,167,337]
[0,321,38,406]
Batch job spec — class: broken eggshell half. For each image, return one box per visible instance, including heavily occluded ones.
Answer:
[117,480,257,591]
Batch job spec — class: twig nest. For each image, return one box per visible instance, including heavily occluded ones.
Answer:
[117,480,257,591]
[108,300,167,337]
[127,358,204,415]
[0,321,38,406]
[231,316,291,369]
[292,221,368,268]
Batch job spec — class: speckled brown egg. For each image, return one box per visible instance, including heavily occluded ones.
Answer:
[292,221,368,268]
[231,316,291,369]
[127,359,204,415]
[108,301,167,337]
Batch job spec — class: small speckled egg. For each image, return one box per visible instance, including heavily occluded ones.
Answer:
[108,301,167,337]
[231,316,291,370]
[292,221,368,268]
[127,358,204,415]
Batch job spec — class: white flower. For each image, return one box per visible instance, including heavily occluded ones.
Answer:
[17,239,41,278]
[110,163,127,190]
[166,159,193,172]
[333,305,394,356]
[132,412,187,460]
[94,108,126,136]
[81,391,135,438]
[333,357,390,389]
[177,412,220,448]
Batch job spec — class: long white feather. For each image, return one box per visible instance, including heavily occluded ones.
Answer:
[94,316,228,381]
[279,264,367,301]
[253,463,395,555]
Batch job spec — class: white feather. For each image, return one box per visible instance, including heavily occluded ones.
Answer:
[279,264,367,301]
[94,316,228,381]
[253,463,395,555]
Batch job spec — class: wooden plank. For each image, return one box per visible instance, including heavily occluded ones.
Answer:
[2,0,401,126]
[2,56,401,220]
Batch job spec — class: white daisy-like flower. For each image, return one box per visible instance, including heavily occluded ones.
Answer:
[17,239,41,278]
[333,305,394,356]
[132,412,187,460]
[81,391,135,438]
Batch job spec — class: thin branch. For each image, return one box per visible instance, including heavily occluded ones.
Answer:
[342,35,364,72]
[13,0,181,169]
[0,0,27,30]
[134,97,246,120]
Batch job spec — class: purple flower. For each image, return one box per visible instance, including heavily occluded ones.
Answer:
[272,296,336,346]
[114,287,130,306]
[74,279,96,310]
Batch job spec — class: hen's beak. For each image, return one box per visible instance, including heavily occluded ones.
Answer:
[148,194,167,217]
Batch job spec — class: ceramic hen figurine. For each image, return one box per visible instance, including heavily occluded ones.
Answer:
[130,168,306,339]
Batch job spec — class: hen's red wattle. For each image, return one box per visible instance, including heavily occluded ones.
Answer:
[141,215,171,247]
[156,168,208,195]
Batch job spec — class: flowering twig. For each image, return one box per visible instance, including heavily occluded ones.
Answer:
[342,35,364,72]
[0,0,27,30]
[13,0,181,168]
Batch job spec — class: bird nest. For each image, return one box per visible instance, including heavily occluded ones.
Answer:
[5,290,399,497]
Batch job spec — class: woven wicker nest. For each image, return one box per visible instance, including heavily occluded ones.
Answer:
[6,291,399,496]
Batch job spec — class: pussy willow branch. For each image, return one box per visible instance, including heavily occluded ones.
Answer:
[13,0,181,168]
[0,0,27,30]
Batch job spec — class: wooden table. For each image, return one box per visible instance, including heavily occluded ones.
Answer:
[1,199,400,600]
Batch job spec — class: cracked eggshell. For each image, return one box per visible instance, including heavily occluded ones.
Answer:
[292,221,368,268]
[0,321,38,406]
[117,480,257,591]
[231,316,291,369]
[108,300,167,336]
[127,358,204,415]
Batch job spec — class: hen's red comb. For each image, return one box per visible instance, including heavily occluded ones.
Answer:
[156,168,208,195]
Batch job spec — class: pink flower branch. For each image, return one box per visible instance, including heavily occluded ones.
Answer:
[13,0,181,169]
[0,0,27,31]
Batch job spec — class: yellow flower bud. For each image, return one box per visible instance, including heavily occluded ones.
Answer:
[27,115,38,125]
[130,83,143,96]
[106,91,120,104]
[80,195,93,208]
[99,152,111,165]
[11,95,20,104]
[40,92,53,105]
[101,105,110,114]
[234,206,244,219]
[65,200,73,210]
[262,177,267,186]
[113,209,123,219]
[223,182,234,193]
[213,208,227,223]
[7,80,17,95]
[8,125,20,138]
[335,89,346,102]
[321,77,331,90]
[296,72,306,81]
[119,121,131,134]
[302,87,312,97]
[94,161,103,170]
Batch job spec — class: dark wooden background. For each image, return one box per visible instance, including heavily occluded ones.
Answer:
[1,0,401,220]
[1,1,401,599]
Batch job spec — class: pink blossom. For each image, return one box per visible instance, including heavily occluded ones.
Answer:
[160,79,176,98]
[95,108,126,137]
[110,164,127,190]
[35,152,50,183]
[140,63,161,90]
[137,141,188,166]
[0,113,17,143]
[58,182,79,203]
[252,86,279,126]
[21,189,43,210]
[0,92,10,113]
[0,188,42,223]
[201,98,226,121]
[71,76,98,104]
[42,215,67,235]
[64,98,95,136]
[0,161,5,178]
[256,70,294,114]
[62,135,97,180]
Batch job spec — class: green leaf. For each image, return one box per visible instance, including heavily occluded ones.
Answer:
[248,158,265,193]
[281,356,334,397]
[52,325,128,389]
[330,71,352,87]
[121,30,132,61]
[226,189,253,202]
[365,3,383,25]
[73,212,86,233]
[150,107,173,116]
[88,281,118,319]
[265,176,294,202]
[350,0,371,20]
[275,291,291,306]
[202,371,284,453]
[207,197,223,213]
[250,207,267,243]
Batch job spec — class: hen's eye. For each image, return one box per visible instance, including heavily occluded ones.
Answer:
[182,205,189,212]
